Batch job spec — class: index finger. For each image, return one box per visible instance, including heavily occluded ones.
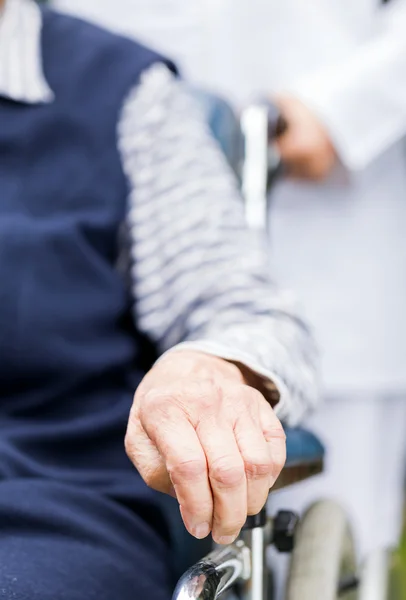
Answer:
[142,401,213,540]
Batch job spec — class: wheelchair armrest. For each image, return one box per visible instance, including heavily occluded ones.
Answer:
[285,427,325,467]
[273,427,325,491]
[187,87,243,177]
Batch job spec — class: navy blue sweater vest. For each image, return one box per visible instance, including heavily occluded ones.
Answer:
[0,9,174,528]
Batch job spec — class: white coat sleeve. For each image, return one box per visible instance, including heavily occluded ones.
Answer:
[287,0,406,170]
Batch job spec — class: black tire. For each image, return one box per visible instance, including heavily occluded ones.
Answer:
[285,500,357,600]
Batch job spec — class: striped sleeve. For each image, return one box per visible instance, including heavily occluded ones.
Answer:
[117,63,320,426]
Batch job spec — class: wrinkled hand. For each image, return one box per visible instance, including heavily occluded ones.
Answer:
[125,351,286,544]
[275,95,337,181]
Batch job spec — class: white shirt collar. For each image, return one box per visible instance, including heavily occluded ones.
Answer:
[0,0,53,103]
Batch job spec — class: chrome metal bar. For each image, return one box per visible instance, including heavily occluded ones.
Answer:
[240,104,269,231]
[358,549,390,600]
[239,526,268,600]
[172,541,250,600]
[241,101,284,234]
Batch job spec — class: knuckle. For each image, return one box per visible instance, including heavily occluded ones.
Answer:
[139,389,180,429]
[274,425,287,442]
[244,457,273,479]
[168,458,207,485]
[195,391,217,412]
[142,389,170,412]
[263,424,286,443]
[210,457,245,488]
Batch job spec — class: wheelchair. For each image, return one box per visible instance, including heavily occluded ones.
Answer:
[166,94,391,600]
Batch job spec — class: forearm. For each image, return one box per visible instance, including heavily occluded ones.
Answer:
[119,64,320,425]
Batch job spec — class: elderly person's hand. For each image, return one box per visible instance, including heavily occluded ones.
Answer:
[125,350,286,545]
[275,95,337,181]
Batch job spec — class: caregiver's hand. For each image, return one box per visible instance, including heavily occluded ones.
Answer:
[275,95,337,181]
[125,350,286,545]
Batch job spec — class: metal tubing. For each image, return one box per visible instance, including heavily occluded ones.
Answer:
[172,541,250,600]
[240,526,268,600]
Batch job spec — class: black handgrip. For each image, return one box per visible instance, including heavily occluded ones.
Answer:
[265,100,288,140]
[242,507,267,530]
[258,99,289,189]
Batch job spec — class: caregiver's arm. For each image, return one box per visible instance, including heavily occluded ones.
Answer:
[276,0,406,176]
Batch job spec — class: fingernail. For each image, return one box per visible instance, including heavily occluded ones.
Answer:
[193,523,211,539]
[217,535,237,545]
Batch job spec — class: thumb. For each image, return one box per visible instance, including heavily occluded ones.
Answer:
[125,412,174,496]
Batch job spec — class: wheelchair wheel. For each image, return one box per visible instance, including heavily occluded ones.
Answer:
[285,500,357,600]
